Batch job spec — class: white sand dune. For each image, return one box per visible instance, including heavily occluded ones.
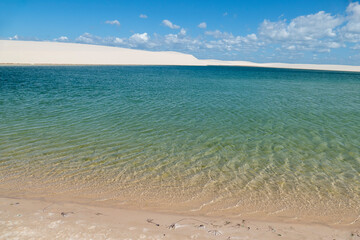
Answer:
[0,40,203,66]
[1,40,360,72]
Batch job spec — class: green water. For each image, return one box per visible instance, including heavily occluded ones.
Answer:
[0,66,359,223]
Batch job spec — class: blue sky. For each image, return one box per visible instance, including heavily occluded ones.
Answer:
[2,0,360,64]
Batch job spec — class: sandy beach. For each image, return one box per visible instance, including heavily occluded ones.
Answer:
[1,40,360,239]
[1,197,359,240]
[3,0,360,238]
[1,40,360,72]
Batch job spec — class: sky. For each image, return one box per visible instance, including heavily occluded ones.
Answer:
[1,0,360,64]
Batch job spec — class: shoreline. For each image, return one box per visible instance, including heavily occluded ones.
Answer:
[1,196,359,240]
[1,177,359,229]
[1,63,360,74]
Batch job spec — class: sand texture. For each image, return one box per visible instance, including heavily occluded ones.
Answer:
[0,197,359,240]
[1,40,360,72]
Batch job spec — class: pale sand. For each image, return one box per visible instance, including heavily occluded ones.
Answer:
[1,40,360,72]
[1,197,359,240]
[1,40,360,239]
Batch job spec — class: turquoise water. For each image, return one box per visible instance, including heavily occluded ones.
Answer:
[1,66,360,223]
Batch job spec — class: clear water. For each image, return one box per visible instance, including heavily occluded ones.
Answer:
[1,66,359,224]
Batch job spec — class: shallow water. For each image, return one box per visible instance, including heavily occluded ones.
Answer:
[0,66,359,224]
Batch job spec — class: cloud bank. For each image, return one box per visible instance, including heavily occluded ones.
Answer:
[16,2,358,64]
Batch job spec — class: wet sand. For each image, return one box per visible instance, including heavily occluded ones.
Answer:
[1,197,359,240]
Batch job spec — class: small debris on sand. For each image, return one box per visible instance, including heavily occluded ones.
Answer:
[198,224,205,228]
[146,218,160,226]
[61,212,74,217]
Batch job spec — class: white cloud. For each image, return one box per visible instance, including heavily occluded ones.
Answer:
[341,2,360,42]
[223,12,228,16]
[344,2,360,32]
[247,33,257,41]
[258,20,288,40]
[198,22,207,29]
[51,2,360,63]
[9,35,19,40]
[204,30,260,52]
[53,36,68,42]
[162,19,180,29]
[179,28,186,36]
[8,35,39,41]
[75,33,125,46]
[205,30,233,39]
[287,45,296,50]
[258,11,344,52]
[351,44,360,49]
[259,11,343,41]
[163,33,202,51]
[139,14,148,19]
[76,33,97,44]
[105,20,120,26]
[129,33,150,44]
[114,37,124,44]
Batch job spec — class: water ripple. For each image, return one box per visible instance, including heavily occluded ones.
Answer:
[0,66,360,224]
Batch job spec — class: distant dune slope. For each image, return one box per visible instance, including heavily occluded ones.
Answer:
[1,40,360,72]
[0,40,204,66]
